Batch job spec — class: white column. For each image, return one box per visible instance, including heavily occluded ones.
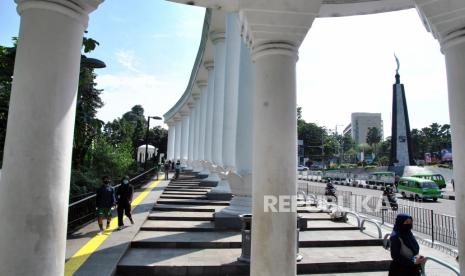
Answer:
[443,30,465,273]
[222,13,241,168]
[193,94,201,161]
[415,1,465,270]
[250,42,298,276]
[174,118,182,160]
[215,40,254,224]
[204,61,215,162]
[197,80,208,161]
[187,103,196,162]
[0,1,102,275]
[167,122,175,160]
[180,113,189,161]
[211,31,226,166]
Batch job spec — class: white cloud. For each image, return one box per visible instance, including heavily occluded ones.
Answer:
[96,72,186,125]
[115,49,140,73]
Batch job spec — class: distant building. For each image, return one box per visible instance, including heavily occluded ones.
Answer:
[344,113,383,145]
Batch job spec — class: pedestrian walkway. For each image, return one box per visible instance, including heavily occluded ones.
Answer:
[65,175,169,276]
[65,172,460,275]
[115,173,393,275]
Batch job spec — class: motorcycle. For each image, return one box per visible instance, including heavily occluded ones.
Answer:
[382,186,398,210]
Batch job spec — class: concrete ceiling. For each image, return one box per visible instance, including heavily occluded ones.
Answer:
[319,0,415,17]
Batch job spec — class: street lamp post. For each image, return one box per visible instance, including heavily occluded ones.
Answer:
[145,116,162,170]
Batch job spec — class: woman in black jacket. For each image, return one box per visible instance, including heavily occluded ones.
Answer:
[116,176,134,230]
[389,213,425,276]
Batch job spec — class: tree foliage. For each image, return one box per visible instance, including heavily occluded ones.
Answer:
[0,37,168,199]
[366,127,382,147]
[411,123,451,161]
[0,38,17,167]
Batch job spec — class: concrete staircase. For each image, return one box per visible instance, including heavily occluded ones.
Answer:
[116,174,391,276]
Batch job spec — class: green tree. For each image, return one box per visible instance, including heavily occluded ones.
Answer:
[72,61,104,169]
[0,38,17,167]
[366,127,382,148]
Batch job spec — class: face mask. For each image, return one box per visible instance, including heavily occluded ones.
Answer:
[104,180,110,185]
[123,180,129,185]
[400,224,412,232]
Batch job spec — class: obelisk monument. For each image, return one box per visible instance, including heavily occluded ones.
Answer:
[390,55,415,166]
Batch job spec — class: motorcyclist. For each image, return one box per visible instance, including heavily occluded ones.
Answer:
[382,186,398,210]
[325,180,337,202]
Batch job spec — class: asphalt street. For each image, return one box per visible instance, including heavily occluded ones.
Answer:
[299,180,457,216]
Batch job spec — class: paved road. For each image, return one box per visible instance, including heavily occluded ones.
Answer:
[299,180,457,216]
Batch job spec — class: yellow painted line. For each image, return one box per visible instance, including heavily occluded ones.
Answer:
[64,175,163,276]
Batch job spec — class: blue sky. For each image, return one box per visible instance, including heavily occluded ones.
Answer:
[0,1,450,136]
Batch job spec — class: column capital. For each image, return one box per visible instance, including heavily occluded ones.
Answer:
[187,102,196,110]
[196,79,208,88]
[180,110,189,117]
[441,28,465,52]
[203,60,214,71]
[238,0,321,50]
[15,0,104,28]
[210,30,226,45]
[192,93,201,101]
[251,42,298,62]
[415,0,465,52]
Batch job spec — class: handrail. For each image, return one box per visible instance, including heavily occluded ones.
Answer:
[360,218,383,239]
[383,233,391,249]
[421,256,460,276]
[344,210,361,229]
[69,167,156,207]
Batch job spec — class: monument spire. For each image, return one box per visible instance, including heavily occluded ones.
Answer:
[390,54,414,166]
[394,53,400,84]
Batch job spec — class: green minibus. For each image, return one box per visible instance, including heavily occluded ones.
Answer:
[409,173,446,189]
[397,177,442,202]
[367,171,395,186]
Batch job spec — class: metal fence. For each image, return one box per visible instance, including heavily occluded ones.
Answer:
[67,167,158,233]
[298,181,458,247]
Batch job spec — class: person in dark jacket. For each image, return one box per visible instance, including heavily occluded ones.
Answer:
[117,175,134,230]
[164,162,170,180]
[389,213,425,276]
[174,160,181,180]
[96,176,116,234]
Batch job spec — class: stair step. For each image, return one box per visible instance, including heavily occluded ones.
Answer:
[299,213,331,220]
[165,188,211,192]
[156,199,229,206]
[165,186,208,190]
[148,212,214,221]
[153,204,224,213]
[129,229,382,249]
[131,231,240,249]
[163,191,207,195]
[160,195,207,200]
[140,220,220,232]
[117,246,390,276]
[303,221,360,231]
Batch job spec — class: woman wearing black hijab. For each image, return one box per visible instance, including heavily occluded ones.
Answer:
[389,213,425,276]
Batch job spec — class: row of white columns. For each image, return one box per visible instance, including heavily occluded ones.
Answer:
[166,18,242,172]
[165,10,298,275]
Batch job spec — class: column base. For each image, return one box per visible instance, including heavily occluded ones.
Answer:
[200,173,220,187]
[207,179,232,200]
[214,196,252,230]
[196,168,210,179]
[196,173,209,179]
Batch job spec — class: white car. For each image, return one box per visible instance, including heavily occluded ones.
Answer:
[297,165,309,171]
